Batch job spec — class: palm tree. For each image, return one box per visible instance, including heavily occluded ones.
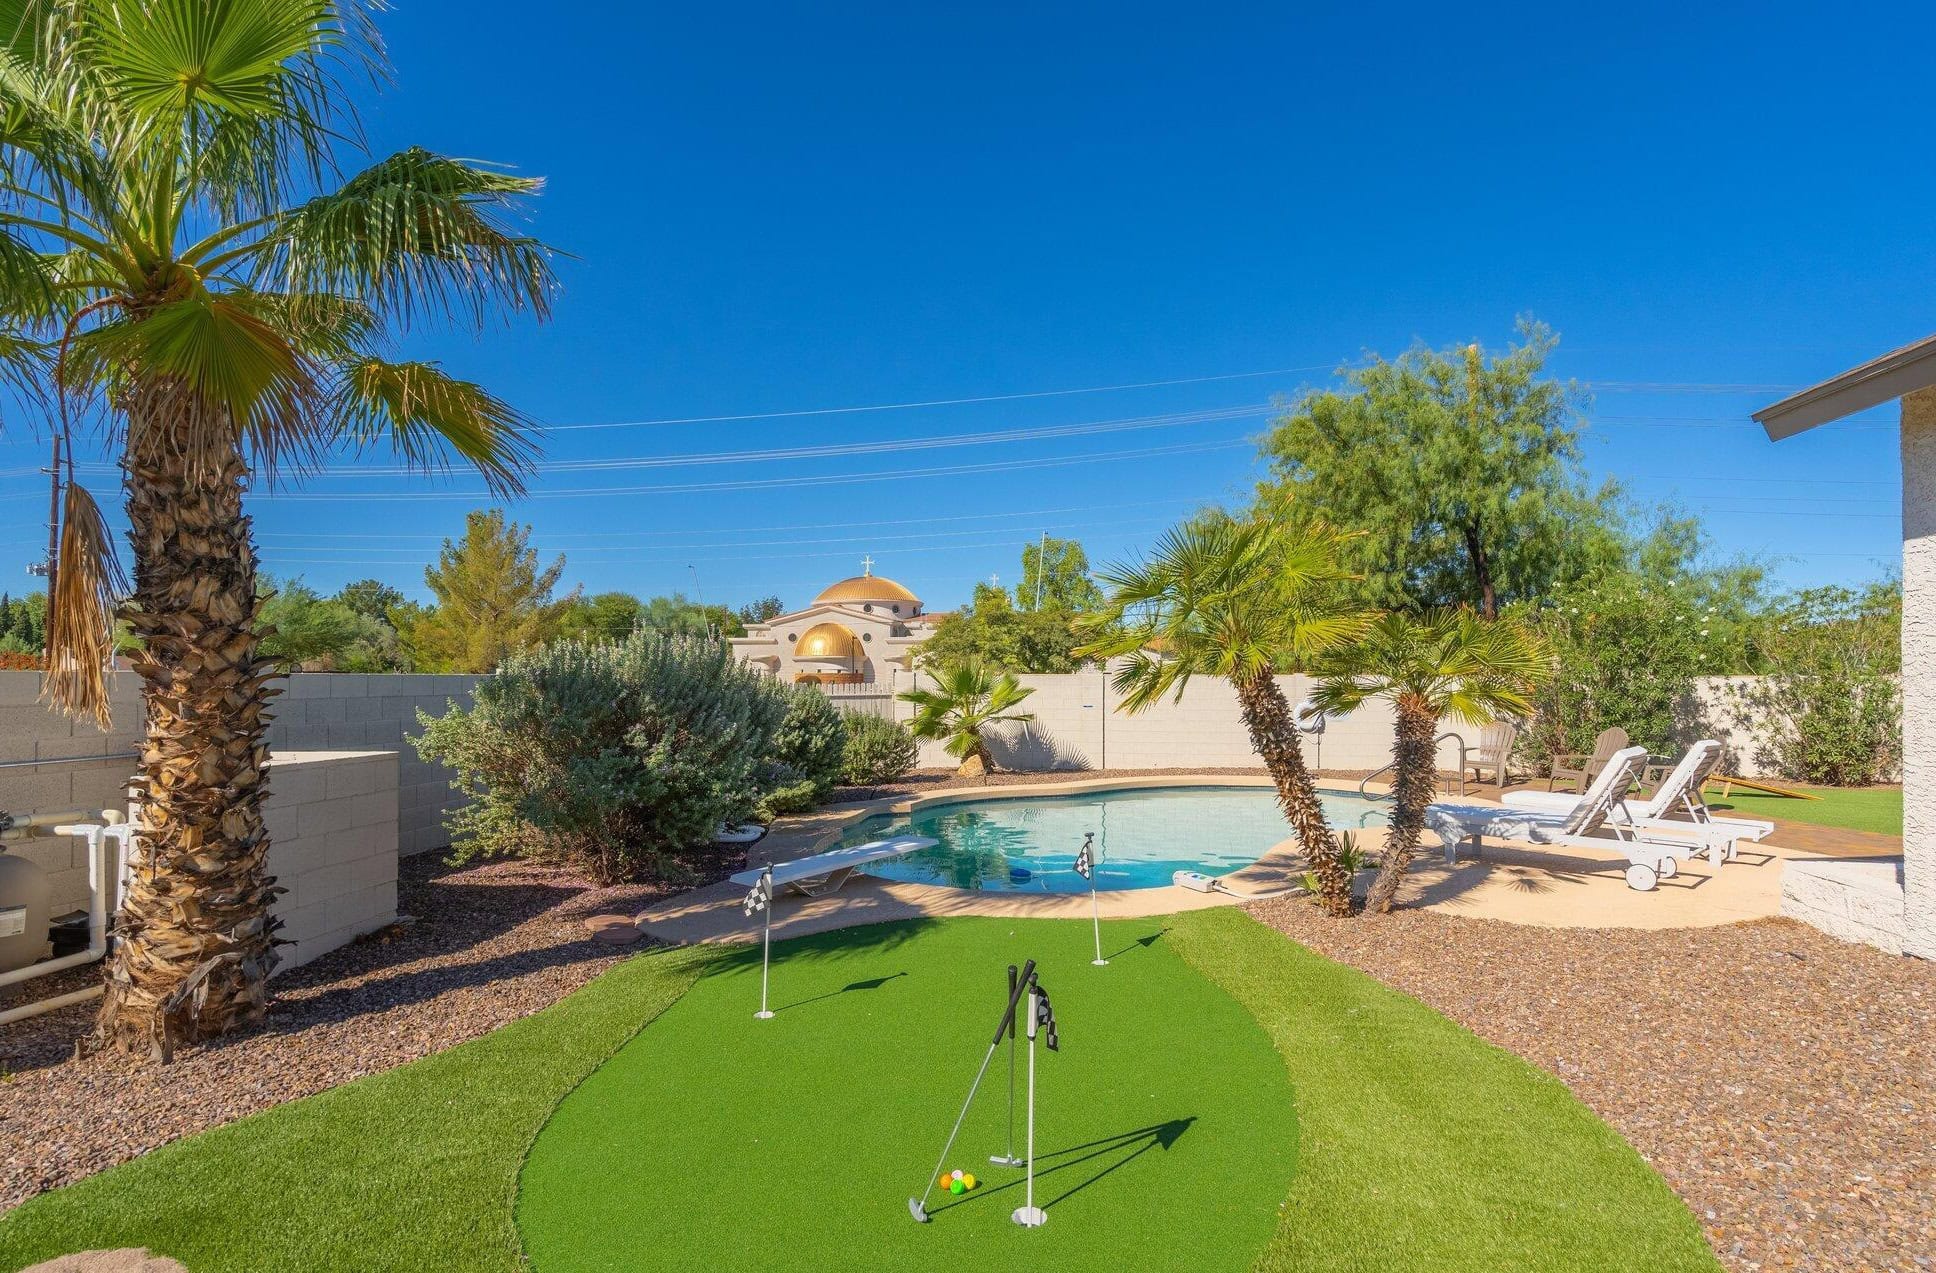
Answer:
[0,0,555,1058]
[1311,609,1548,915]
[898,660,1036,777]
[1078,516,1369,916]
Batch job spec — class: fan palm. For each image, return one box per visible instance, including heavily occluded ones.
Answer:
[1078,516,1369,916]
[0,0,556,1058]
[898,660,1036,777]
[1311,609,1548,914]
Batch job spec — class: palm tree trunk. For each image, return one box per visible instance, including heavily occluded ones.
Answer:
[1366,695,1440,915]
[1233,672,1350,916]
[92,385,281,1060]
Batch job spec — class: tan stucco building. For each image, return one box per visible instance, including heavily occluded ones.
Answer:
[730,563,941,684]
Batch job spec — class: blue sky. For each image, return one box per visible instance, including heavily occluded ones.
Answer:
[1,1,1927,611]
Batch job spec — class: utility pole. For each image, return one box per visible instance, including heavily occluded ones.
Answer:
[31,433,60,600]
[1033,531,1046,611]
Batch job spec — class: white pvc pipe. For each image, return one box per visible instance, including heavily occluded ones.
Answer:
[0,822,129,1023]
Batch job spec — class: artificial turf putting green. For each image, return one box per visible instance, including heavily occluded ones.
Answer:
[0,911,1719,1273]
[517,916,1298,1272]
[1706,783,1903,837]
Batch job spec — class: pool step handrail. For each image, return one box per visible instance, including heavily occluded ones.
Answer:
[1356,732,1467,801]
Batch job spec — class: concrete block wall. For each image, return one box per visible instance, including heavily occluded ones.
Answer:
[265,673,479,858]
[262,750,400,970]
[1780,857,1911,957]
[887,669,1465,776]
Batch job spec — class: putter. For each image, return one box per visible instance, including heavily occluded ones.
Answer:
[909,960,1036,1223]
[990,964,1025,1167]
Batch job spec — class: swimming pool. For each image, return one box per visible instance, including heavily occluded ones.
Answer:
[837,784,1389,893]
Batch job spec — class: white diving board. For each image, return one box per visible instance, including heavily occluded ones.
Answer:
[729,835,938,898]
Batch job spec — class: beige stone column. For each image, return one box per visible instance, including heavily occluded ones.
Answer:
[1900,387,1936,958]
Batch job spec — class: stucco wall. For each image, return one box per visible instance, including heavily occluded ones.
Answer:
[1898,387,1936,959]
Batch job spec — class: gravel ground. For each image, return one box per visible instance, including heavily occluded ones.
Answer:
[1249,901,1935,1273]
[0,851,731,1213]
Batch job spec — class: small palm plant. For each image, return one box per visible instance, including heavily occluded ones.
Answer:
[1312,609,1549,915]
[0,0,554,1057]
[899,660,1036,777]
[1078,516,1370,916]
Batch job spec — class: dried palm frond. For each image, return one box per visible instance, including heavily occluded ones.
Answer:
[41,480,127,728]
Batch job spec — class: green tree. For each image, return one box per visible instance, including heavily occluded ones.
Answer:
[1256,320,1620,618]
[919,583,1092,673]
[634,593,744,639]
[558,591,644,643]
[336,579,405,625]
[1079,517,1370,916]
[257,575,371,669]
[737,595,785,625]
[1312,610,1547,914]
[399,511,576,673]
[0,0,553,1055]
[1017,536,1101,613]
[898,660,1036,777]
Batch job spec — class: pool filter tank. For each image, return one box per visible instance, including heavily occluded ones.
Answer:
[0,851,53,973]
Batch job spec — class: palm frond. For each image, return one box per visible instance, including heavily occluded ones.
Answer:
[41,479,125,725]
[227,147,555,327]
[324,356,536,497]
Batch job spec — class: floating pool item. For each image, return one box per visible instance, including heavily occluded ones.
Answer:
[1008,867,1032,883]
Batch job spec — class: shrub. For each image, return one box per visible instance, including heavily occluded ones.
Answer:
[1727,584,1900,785]
[841,713,918,785]
[756,774,822,820]
[771,685,847,797]
[1521,572,1724,769]
[415,633,787,885]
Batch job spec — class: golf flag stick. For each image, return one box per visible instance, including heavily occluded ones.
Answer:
[742,866,775,1019]
[1075,832,1106,966]
[910,960,1036,1223]
[991,964,1024,1167]
[1012,979,1057,1229]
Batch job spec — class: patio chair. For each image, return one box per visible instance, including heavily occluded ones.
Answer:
[1547,727,1628,792]
[1455,721,1519,793]
[729,836,938,899]
[1501,740,1773,867]
[1424,746,1689,891]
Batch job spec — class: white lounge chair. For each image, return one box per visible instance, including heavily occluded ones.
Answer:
[729,836,939,898]
[1424,747,1689,891]
[1501,740,1773,866]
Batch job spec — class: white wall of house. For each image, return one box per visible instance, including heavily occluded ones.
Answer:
[1897,386,1936,958]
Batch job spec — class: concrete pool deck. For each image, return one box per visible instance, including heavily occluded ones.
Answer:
[631,774,1838,944]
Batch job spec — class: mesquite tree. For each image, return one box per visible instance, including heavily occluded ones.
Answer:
[0,0,555,1058]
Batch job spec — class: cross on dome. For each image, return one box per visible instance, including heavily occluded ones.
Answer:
[860,554,874,576]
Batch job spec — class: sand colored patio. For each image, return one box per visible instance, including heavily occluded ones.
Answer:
[633,775,1845,943]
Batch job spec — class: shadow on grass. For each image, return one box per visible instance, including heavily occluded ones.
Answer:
[926,1117,1197,1216]
[1103,928,1169,962]
[775,971,909,1014]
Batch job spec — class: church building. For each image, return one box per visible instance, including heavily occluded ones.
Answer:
[729,560,941,685]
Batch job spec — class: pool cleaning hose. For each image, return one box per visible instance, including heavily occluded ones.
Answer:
[1172,870,1306,901]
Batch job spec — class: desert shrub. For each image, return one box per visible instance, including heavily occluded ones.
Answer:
[415,632,787,885]
[1728,584,1900,785]
[756,773,822,820]
[1521,572,1725,769]
[771,685,847,797]
[841,712,918,784]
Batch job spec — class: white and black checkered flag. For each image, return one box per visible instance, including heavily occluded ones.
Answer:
[742,866,772,917]
[1073,832,1095,881]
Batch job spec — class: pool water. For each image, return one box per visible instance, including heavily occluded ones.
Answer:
[838,785,1389,893]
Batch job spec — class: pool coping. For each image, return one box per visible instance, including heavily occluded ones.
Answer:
[634,774,1377,944]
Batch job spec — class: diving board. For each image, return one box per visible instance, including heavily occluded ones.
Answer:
[729,836,938,898]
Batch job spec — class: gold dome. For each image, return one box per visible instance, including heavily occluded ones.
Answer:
[814,573,919,606]
[794,621,861,663]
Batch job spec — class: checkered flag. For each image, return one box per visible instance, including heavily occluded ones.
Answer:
[742,866,772,917]
[1035,982,1059,1052]
[1073,832,1095,881]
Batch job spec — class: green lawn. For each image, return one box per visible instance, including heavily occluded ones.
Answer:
[1706,782,1903,836]
[0,913,1718,1273]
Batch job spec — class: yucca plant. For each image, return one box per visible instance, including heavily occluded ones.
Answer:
[1078,516,1370,917]
[0,0,555,1058]
[898,660,1035,777]
[1312,609,1548,914]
